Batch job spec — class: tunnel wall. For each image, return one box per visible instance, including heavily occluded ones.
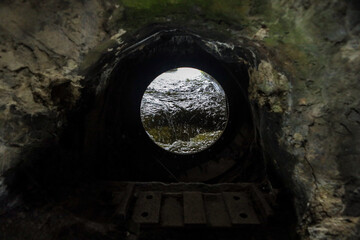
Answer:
[0,0,359,239]
[80,29,260,182]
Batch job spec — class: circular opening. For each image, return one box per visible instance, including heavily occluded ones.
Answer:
[141,212,149,217]
[140,67,229,155]
[146,195,153,199]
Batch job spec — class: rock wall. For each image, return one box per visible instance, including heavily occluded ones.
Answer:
[0,0,110,173]
[0,0,359,239]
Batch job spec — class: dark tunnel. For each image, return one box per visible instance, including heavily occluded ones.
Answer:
[0,1,359,240]
[81,29,260,183]
[1,26,298,240]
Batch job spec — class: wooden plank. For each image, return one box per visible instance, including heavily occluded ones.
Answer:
[132,191,162,224]
[113,183,135,221]
[203,193,231,227]
[222,192,260,225]
[161,194,184,227]
[183,192,206,225]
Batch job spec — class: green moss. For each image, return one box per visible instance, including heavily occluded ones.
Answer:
[191,130,222,143]
[271,104,283,113]
[146,126,174,143]
[207,0,251,23]
[152,130,223,154]
[117,0,253,32]
[121,0,159,9]
[248,0,271,16]
[259,2,334,82]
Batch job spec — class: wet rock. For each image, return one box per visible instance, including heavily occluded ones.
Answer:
[308,217,360,240]
[248,61,289,113]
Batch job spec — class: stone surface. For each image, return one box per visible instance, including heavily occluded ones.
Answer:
[0,0,109,174]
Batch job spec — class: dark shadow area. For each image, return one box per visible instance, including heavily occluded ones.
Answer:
[80,28,261,183]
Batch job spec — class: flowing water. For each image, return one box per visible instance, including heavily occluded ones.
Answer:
[140,67,228,154]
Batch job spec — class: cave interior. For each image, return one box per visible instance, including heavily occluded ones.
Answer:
[0,1,359,240]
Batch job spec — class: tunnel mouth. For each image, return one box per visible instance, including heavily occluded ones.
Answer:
[140,67,229,155]
[0,26,298,239]
[81,28,261,182]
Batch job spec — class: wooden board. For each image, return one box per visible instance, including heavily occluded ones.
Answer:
[132,191,162,224]
[161,194,184,227]
[222,192,260,225]
[203,193,231,227]
[183,192,206,225]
